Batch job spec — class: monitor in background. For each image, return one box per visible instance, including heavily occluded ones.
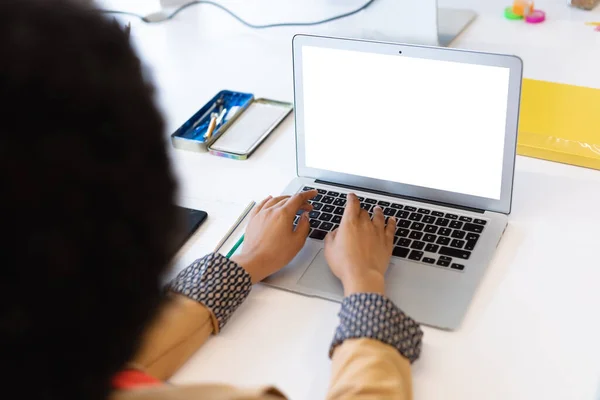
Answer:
[299,45,511,200]
[358,0,477,47]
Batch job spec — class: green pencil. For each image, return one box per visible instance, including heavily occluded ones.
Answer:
[226,234,245,258]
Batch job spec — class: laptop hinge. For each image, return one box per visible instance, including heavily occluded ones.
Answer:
[315,180,485,214]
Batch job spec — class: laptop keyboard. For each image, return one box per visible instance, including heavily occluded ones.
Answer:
[293,186,488,273]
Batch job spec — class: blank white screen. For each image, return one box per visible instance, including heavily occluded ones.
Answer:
[301,46,510,200]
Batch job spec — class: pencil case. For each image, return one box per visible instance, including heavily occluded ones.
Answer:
[171,90,254,152]
[171,90,293,159]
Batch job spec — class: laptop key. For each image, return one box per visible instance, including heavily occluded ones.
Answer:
[425,243,439,253]
[439,256,452,262]
[323,205,335,213]
[438,228,452,236]
[393,246,410,258]
[432,211,444,217]
[423,234,436,243]
[391,203,403,209]
[463,223,484,233]
[398,238,411,247]
[449,221,463,229]
[360,203,372,211]
[339,193,347,199]
[332,215,342,224]
[294,216,299,224]
[322,196,335,204]
[423,257,436,264]
[396,228,409,237]
[439,247,471,260]
[411,222,425,231]
[436,236,450,245]
[409,213,422,221]
[365,198,377,204]
[418,208,431,214]
[327,191,340,197]
[384,207,396,216]
[357,196,365,201]
[437,259,450,267]
[459,216,473,222]
[411,241,425,250]
[319,213,333,222]
[405,206,417,212]
[445,213,458,220]
[378,200,391,207]
[466,232,480,241]
[333,198,346,206]
[334,207,345,215]
[320,222,334,231]
[451,230,466,239]
[474,219,487,225]
[309,229,327,240]
[465,239,478,251]
[451,239,465,248]
[302,187,314,191]
[312,203,323,211]
[310,219,321,228]
[396,210,409,218]
[332,224,339,231]
[309,211,320,219]
[317,189,327,194]
[423,215,436,224]
[435,218,450,227]
[408,250,424,261]
[314,195,323,202]
[409,231,423,240]
[424,225,438,233]
[398,220,411,228]
[451,263,465,271]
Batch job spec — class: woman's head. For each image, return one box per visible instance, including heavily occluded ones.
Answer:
[0,1,178,399]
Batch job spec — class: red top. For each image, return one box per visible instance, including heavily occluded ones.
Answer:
[112,369,162,390]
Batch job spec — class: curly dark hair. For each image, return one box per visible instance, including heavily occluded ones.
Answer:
[0,1,179,399]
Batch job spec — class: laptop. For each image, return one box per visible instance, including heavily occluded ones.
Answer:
[262,35,523,331]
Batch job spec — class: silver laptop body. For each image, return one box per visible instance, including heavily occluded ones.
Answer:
[264,35,523,330]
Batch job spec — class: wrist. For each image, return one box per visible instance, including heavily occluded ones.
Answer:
[341,271,385,296]
[230,253,264,284]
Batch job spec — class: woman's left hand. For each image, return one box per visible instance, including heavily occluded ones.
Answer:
[231,190,318,283]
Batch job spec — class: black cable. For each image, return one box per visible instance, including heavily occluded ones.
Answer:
[102,0,377,27]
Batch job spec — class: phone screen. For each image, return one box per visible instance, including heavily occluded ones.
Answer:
[172,206,207,255]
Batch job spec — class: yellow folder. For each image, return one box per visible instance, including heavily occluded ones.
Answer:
[518,79,600,170]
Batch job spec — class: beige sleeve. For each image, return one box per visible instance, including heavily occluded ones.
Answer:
[131,294,218,380]
[327,338,413,400]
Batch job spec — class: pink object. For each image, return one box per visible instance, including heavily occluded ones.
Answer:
[525,10,546,23]
[596,25,600,31]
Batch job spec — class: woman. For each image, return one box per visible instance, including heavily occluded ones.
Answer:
[0,1,423,399]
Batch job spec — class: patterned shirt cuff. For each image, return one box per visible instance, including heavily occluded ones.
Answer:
[329,293,424,363]
[167,253,252,331]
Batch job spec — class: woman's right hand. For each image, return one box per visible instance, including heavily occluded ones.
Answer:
[324,193,397,296]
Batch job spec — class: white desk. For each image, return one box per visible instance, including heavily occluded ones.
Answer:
[109,1,600,398]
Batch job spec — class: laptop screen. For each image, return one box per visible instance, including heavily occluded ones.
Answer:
[300,46,511,200]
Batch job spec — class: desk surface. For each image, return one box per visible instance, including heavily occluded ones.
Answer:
[109,1,600,398]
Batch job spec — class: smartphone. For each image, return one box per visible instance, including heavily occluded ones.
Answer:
[172,206,208,254]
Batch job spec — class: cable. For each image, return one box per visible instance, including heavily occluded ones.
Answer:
[102,0,377,27]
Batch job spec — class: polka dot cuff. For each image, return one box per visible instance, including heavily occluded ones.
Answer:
[330,293,424,363]
[168,253,252,331]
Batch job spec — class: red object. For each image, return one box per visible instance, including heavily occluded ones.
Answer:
[112,369,162,390]
[525,10,546,23]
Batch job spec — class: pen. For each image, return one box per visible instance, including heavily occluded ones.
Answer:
[204,114,218,139]
[213,201,255,254]
[226,234,244,258]
[585,22,600,26]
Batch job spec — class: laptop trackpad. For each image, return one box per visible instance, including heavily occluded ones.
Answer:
[296,249,344,299]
